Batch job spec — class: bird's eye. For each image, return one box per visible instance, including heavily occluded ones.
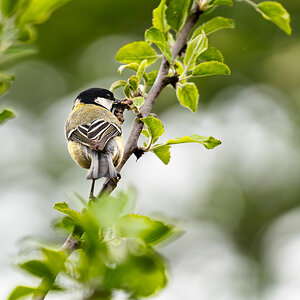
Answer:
[106,93,111,99]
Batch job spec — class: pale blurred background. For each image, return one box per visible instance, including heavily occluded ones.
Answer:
[1,0,300,299]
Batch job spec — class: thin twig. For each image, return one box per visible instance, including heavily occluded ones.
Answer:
[33,3,202,299]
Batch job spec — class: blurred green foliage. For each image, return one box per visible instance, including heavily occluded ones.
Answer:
[9,190,174,299]
[0,0,73,122]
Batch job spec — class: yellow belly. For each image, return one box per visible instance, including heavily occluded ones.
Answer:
[68,141,91,169]
[68,137,124,170]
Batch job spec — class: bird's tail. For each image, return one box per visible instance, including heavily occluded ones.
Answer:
[86,151,117,180]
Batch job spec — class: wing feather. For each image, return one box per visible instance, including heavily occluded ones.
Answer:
[67,119,121,151]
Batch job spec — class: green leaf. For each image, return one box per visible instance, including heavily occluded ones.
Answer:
[153,0,169,33]
[141,129,150,138]
[128,75,139,91]
[41,249,66,273]
[89,197,119,227]
[117,214,172,244]
[145,27,173,62]
[0,109,15,125]
[193,17,235,37]
[1,0,20,17]
[133,97,144,110]
[7,286,36,300]
[198,46,224,62]
[54,216,76,232]
[109,80,127,92]
[166,0,192,32]
[19,260,53,279]
[17,0,71,25]
[115,41,158,66]
[87,192,134,228]
[54,202,82,221]
[176,82,199,112]
[257,1,291,35]
[147,70,158,86]
[124,84,131,98]
[166,134,221,149]
[137,60,147,81]
[118,61,148,83]
[184,31,208,71]
[192,61,230,77]
[152,145,171,165]
[141,116,165,141]
[0,74,15,96]
[118,63,139,74]
[213,0,233,6]
[106,254,167,297]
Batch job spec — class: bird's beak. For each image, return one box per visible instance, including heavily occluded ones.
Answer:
[112,99,121,111]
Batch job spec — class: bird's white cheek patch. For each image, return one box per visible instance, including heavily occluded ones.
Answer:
[94,97,113,110]
[73,99,81,107]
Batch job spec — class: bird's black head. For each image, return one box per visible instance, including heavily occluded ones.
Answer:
[75,88,117,111]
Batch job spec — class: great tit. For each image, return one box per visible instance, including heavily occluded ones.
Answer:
[65,88,124,197]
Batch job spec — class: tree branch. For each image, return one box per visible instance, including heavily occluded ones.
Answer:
[99,3,202,197]
[33,3,202,299]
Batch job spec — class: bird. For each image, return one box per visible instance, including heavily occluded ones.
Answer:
[65,88,124,198]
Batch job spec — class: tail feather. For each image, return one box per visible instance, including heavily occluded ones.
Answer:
[87,151,117,180]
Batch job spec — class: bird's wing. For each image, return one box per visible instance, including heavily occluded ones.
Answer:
[67,119,122,151]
